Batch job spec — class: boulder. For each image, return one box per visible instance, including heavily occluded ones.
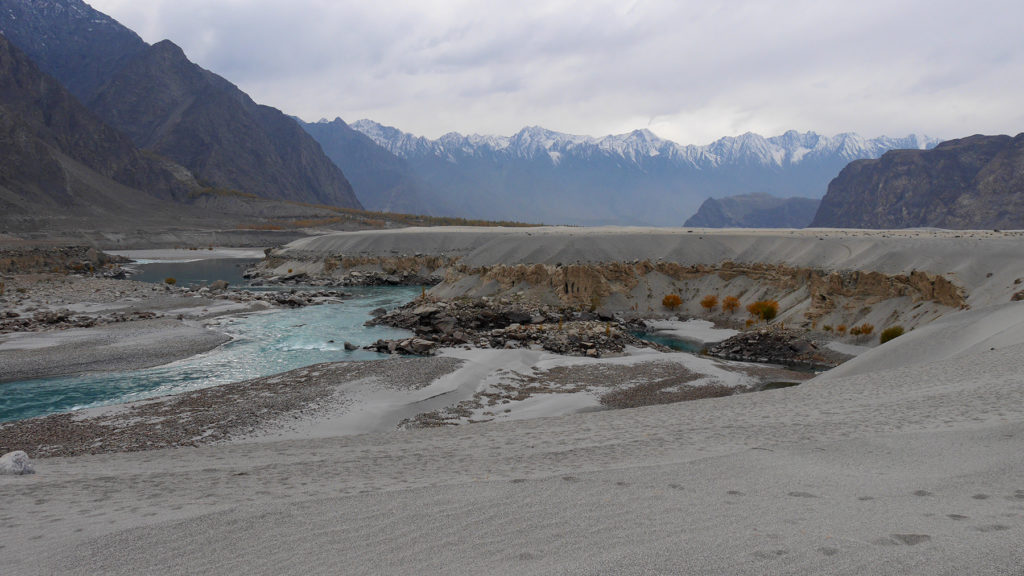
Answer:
[505,310,533,325]
[408,338,438,354]
[0,451,34,475]
[208,280,230,291]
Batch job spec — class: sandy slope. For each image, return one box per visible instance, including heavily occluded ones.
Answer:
[2,302,1023,574]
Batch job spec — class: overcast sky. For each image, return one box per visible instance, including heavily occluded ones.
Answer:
[88,0,1023,144]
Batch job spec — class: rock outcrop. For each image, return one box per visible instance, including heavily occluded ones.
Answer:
[811,134,1024,229]
[367,297,648,357]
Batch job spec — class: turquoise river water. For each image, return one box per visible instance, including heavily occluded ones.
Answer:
[0,276,420,423]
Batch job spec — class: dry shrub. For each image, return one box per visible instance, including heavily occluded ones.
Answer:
[836,324,847,335]
[879,325,904,344]
[722,295,741,313]
[858,323,874,336]
[662,294,682,310]
[746,300,779,322]
[164,277,176,285]
[700,294,719,311]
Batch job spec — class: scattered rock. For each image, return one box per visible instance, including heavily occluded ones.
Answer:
[707,325,846,369]
[367,297,652,357]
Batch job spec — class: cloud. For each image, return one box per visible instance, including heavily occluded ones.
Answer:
[89,0,1024,143]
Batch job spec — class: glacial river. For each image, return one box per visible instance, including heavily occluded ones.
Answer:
[0,259,419,422]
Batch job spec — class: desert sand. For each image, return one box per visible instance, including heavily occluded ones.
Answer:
[2,227,1023,575]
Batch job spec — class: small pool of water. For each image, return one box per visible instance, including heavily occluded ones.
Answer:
[633,332,703,354]
[126,258,261,288]
[0,286,421,423]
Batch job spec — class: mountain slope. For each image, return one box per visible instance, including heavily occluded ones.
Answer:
[0,0,362,209]
[297,117,432,215]
[0,32,193,221]
[684,194,820,228]
[0,0,146,103]
[810,134,1024,229]
[352,121,937,226]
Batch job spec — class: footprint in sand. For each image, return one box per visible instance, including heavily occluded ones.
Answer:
[972,494,990,500]
[817,546,839,557]
[752,549,788,560]
[873,534,931,546]
[973,524,1010,533]
[788,491,818,498]
[913,490,933,497]
[946,514,969,521]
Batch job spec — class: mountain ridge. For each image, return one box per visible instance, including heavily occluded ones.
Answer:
[684,194,820,228]
[0,31,197,225]
[0,0,362,209]
[350,120,937,171]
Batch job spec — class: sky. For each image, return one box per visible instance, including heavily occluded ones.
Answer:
[88,0,1024,144]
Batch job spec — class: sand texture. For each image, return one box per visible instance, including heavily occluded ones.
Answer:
[2,227,1023,574]
[2,310,1023,573]
[1,340,1022,573]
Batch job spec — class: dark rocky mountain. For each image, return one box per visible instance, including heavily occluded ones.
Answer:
[0,0,362,209]
[297,117,431,215]
[353,120,938,226]
[684,194,820,228]
[810,134,1024,229]
[0,33,193,220]
[0,0,146,103]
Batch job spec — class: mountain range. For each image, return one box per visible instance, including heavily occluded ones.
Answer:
[3,0,1014,233]
[341,119,938,225]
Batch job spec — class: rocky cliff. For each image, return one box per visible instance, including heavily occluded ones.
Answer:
[811,134,1024,229]
[684,194,820,228]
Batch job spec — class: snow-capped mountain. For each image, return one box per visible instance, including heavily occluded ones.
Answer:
[339,120,939,226]
[351,120,936,172]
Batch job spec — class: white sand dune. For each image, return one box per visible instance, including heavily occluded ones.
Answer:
[3,228,1024,574]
